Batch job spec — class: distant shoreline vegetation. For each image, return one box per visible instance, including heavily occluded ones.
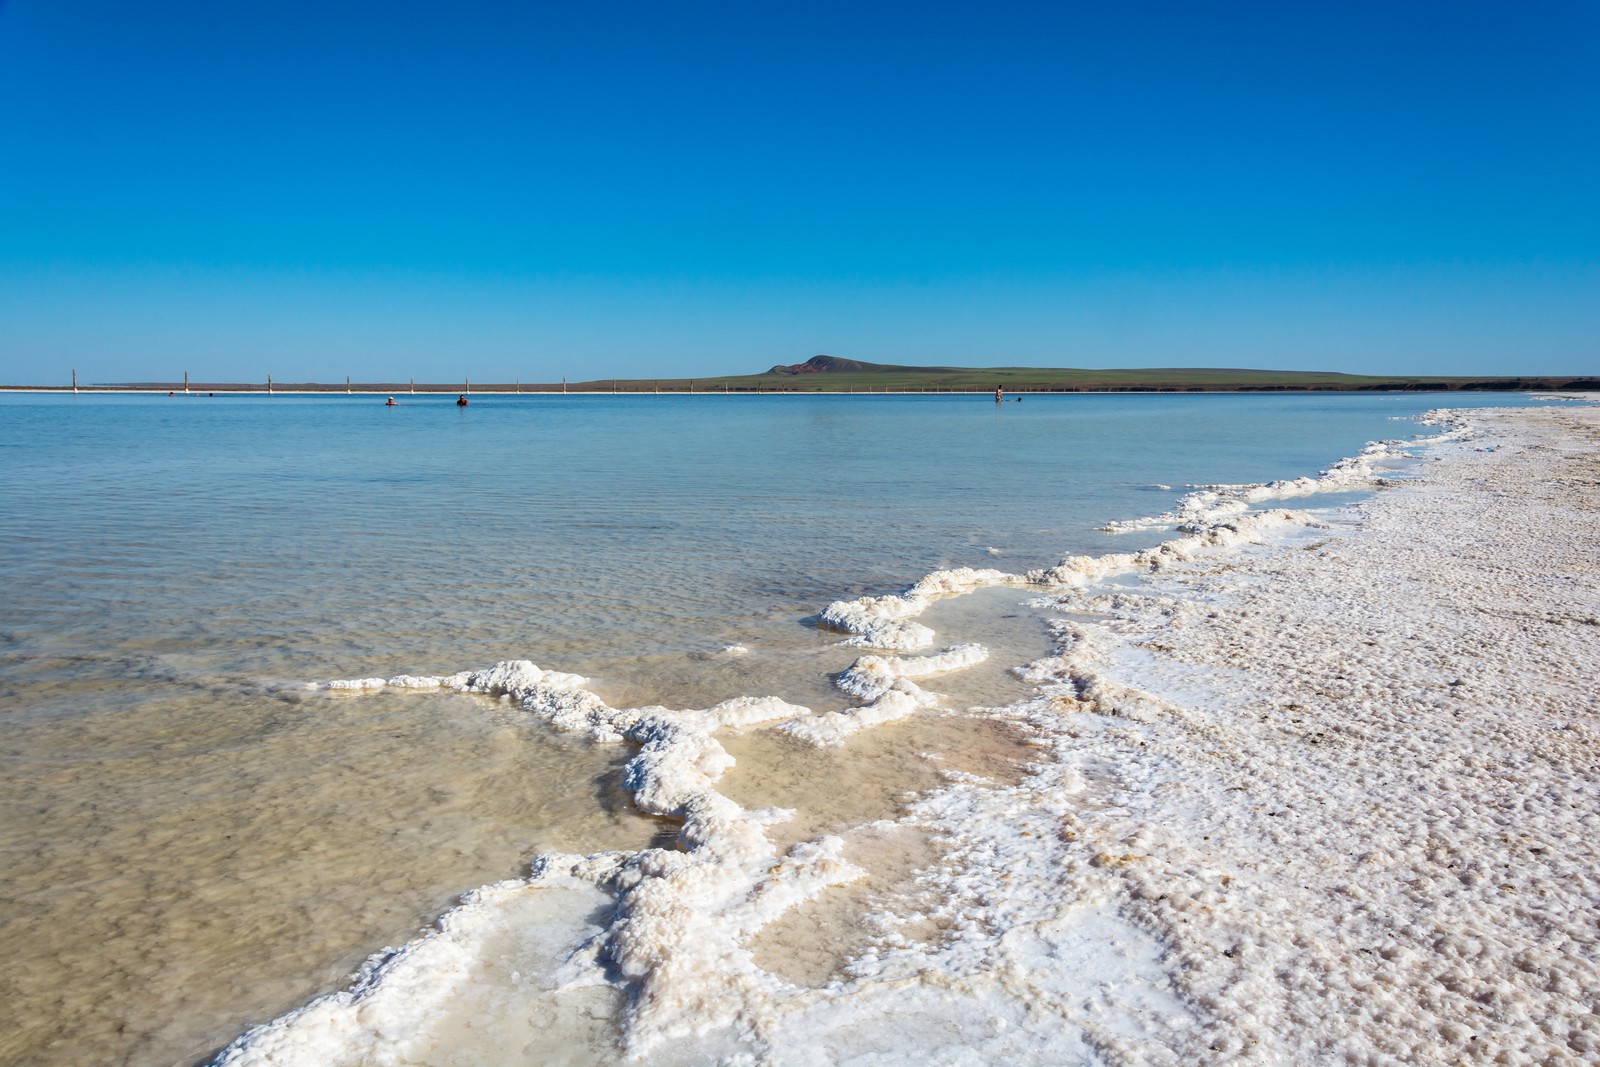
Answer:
[6,356,1597,394]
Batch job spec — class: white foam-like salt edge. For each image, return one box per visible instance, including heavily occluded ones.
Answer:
[778,680,929,746]
[818,567,1022,650]
[778,644,991,746]
[209,872,623,1067]
[813,417,1432,649]
[320,661,589,696]
[835,642,990,701]
[1096,419,1466,534]
[1097,442,1393,532]
[217,406,1547,1064]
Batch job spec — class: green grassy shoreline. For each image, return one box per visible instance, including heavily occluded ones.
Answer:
[6,356,1596,394]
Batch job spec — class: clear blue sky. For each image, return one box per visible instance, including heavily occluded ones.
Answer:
[1,0,1595,384]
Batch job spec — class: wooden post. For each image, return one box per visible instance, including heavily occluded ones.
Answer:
[346,376,351,394]
[184,371,189,394]
[409,377,414,394]
[72,368,77,394]
[267,373,273,395]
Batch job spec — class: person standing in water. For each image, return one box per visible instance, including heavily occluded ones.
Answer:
[385,396,398,406]
[995,386,1004,403]
[456,394,469,407]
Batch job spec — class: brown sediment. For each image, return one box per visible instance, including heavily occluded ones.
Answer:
[719,710,1039,853]
[0,686,659,1067]
[724,710,1043,990]
[748,822,945,988]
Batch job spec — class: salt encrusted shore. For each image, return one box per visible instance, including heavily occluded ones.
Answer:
[1033,404,1600,1063]
[212,403,1599,1066]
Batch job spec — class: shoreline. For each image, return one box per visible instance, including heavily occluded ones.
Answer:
[212,401,1599,1063]
[3,388,1587,399]
[2,386,1592,397]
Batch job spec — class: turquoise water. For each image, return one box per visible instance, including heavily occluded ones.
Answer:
[0,391,1525,685]
[0,390,1535,1064]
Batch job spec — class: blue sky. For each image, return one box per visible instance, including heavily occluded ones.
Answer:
[1,1,1595,384]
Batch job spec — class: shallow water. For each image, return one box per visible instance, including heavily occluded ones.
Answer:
[0,390,1538,1064]
[0,684,659,1065]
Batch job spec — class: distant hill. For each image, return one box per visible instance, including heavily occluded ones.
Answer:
[766,354,1019,376]
[741,358,1598,394]
[764,355,1392,384]
[768,355,877,374]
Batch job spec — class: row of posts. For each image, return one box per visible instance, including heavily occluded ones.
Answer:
[71,373,975,395]
[133,374,687,394]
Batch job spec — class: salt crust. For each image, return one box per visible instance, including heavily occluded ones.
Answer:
[779,644,994,746]
[235,661,864,1063]
[1097,442,1399,533]
[1012,405,1600,1063]
[1096,414,1474,536]
[210,408,1574,1065]
[817,567,1021,649]
[233,639,1019,1062]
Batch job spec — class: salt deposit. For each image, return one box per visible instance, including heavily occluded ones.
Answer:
[818,567,1022,650]
[216,403,1599,1065]
[833,644,990,702]
[1012,404,1600,1062]
[1098,438,1411,533]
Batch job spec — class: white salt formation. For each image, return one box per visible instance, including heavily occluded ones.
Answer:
[1008,404,1600,1064]
[1094,428,1459,533]
[819,567,1021,649]
[217,404,1599,1065]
